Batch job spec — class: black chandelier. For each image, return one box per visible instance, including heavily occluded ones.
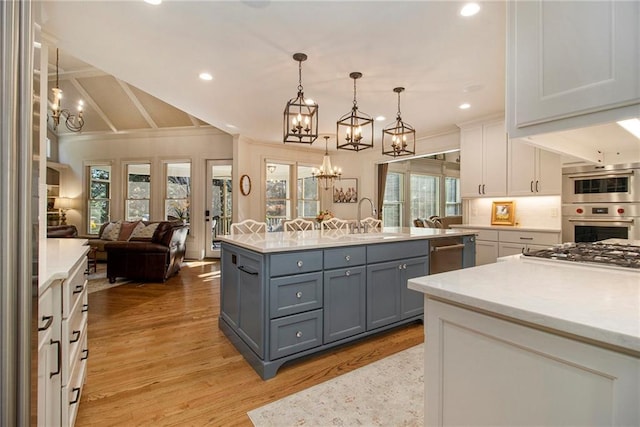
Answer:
[283,53,319,144]
[49,48,85,132]
[336,72,374,152]
[382,87,415,157]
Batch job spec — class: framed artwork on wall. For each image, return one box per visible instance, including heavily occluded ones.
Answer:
[491,201,516,226]
[333,178,358,203]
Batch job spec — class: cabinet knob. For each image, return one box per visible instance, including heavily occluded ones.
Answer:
[296,260,303,268]
[345,255,350,261]
[296,331,303,338]
[345,270,351,276]
[398,264,403,270]
[296,291,303,299]
[403,264,407,269]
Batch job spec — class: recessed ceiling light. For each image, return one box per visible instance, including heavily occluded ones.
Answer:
[617,118,640,139]
[460,3,480,17]
[376,116,386,122]
[144,0,162,5]
[199,72,213,81]
[459,103,471,110]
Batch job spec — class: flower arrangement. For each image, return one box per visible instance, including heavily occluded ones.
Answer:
[316,209,333,223]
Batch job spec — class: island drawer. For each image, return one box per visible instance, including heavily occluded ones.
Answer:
[324,246,366,269]
[498,230,560,246]
[269,272,323,318]
[366,240,429,264]
[269,250,323,277]
[270,309,323,359]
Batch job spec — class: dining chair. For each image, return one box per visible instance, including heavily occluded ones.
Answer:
[284,218,314,231]
[360,217,382,229]
[320,217,350,230]
[230,219,267,235]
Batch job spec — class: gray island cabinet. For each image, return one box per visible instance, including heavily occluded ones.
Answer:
[218,228,476,379]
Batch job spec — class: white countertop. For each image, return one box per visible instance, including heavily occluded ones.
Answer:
[217,227,476,253]
[41,238,89,292]
[408,254,640,354]
[451,224,562,233]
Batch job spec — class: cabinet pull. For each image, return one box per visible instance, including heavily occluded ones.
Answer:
[73,284,84,295]
[344,255,350,261]
[478,184,481,195]
[482,184,485,194]
[70,330,81,343]
[50,339,61,378]
[432,243,466,252]
[296,291,303,299]
[237,265,258,275]
[81,349,89,361]
[70,387,81,405]
[295,331,303,338]
[530,180,534,192]
[535,180,539,192]
[345,270,351,276]
[519,237,534,241]
[296,260,303,268]
[38,315,53,331]
[82,303,89,313]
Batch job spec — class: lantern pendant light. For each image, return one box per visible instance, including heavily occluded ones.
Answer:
[336,72,374,152]
[283,53,319,144]
[382,87,416,157]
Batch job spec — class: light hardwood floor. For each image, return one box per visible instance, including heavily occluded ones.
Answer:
[76,260,423,426]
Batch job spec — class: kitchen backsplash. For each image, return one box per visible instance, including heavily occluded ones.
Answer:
[465,196,562,229]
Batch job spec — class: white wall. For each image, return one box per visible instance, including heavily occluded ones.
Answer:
[465,196,562,229]
[58,128,233,260]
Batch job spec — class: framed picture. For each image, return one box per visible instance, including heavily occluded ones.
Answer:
[333,178,358,203]
[491,201,516,226]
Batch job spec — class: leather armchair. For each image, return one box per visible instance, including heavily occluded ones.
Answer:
[105,222,188,283]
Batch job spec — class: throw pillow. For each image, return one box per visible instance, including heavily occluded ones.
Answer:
[101,221,122,241]
[127,221,146,241]
[129,222,159,240]
[118,220,141,241]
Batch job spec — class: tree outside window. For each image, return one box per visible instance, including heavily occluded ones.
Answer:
[165,162,191,222]
[88,165,111,234]
[126,163,151,221]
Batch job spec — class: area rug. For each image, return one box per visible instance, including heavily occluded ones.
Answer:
[86,265,142,293]
[247,344,424,427]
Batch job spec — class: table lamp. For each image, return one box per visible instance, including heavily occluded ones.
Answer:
[53,197,72,225]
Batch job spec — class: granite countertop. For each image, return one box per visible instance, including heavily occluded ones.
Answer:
[408,254,640,354]
[41,238,89,293]
[450,224,562,233]
[217,227,476,253]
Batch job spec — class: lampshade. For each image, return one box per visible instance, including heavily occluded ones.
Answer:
[336,72,374,152]
[283,53,319,144]
[53,197,73,210]
[382,87,416,157]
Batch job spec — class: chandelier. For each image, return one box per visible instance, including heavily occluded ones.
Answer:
[336,72,374,152]
[283,53,318,144]
[312,136,342,190]
[382,87,416,157]
[49,48,85,132]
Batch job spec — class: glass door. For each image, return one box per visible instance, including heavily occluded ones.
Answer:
[205,160,232,258]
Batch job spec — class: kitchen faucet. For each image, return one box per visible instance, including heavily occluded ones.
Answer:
[354,197,377,233]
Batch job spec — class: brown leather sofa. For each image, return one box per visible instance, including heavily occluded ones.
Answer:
[104,221,188,283]
[47,224,78,238]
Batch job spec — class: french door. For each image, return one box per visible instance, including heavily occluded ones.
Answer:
[205,160,232,258]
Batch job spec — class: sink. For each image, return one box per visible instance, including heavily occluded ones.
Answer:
[348,232,405,240]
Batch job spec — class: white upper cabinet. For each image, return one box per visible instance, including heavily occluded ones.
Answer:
[460,120,508,198]
[507,0,640,138]
[508,140,561,196]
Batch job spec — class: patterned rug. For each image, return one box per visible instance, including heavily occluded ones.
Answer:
[86,264,142,293]
[247,344,424,427]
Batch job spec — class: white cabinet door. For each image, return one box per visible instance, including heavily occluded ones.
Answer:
[482,121,508,197]
[507,0,640,138]
[460,126,484,197]
[476,240,498,266]
[508,140,562,196]
[499,242,525,258]
[536,148,562,195]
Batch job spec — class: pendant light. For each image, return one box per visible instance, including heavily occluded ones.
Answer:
[283,53,319,144]
[382,87,416,157]
[49,48,85,132]
[312,136,342,190]
[336,72,374,152]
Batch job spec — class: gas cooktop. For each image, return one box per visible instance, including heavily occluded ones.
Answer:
[523,242,640,270]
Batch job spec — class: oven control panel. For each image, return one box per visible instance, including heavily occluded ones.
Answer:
[564,204,638,218]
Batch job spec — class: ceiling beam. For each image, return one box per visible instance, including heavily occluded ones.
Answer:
[69,78,118,133]
[116,78,158,129]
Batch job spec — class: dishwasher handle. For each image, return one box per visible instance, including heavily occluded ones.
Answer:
[431,243,466,252]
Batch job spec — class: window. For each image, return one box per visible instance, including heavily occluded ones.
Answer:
[265,162,292,231]
[445,177,461,216]
[125,163,151,221]
[211,164,232,237]
[410,174,440,220]
[297,165,319,219]
[165,162,191,222]
[87,165,111,234]
[382,172,404,227]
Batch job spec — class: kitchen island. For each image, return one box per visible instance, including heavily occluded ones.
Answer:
[217,227,477,379]
[408,251,640,426]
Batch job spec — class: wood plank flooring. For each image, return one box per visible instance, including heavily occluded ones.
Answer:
[76,260,423,426]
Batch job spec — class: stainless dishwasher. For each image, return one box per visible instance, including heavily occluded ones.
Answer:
[430,237,467,274]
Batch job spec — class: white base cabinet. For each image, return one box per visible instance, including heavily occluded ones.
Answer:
[462,228,561,265]
[425,299,640,426]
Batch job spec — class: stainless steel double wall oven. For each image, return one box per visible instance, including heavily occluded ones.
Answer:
[562,163,640,242]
